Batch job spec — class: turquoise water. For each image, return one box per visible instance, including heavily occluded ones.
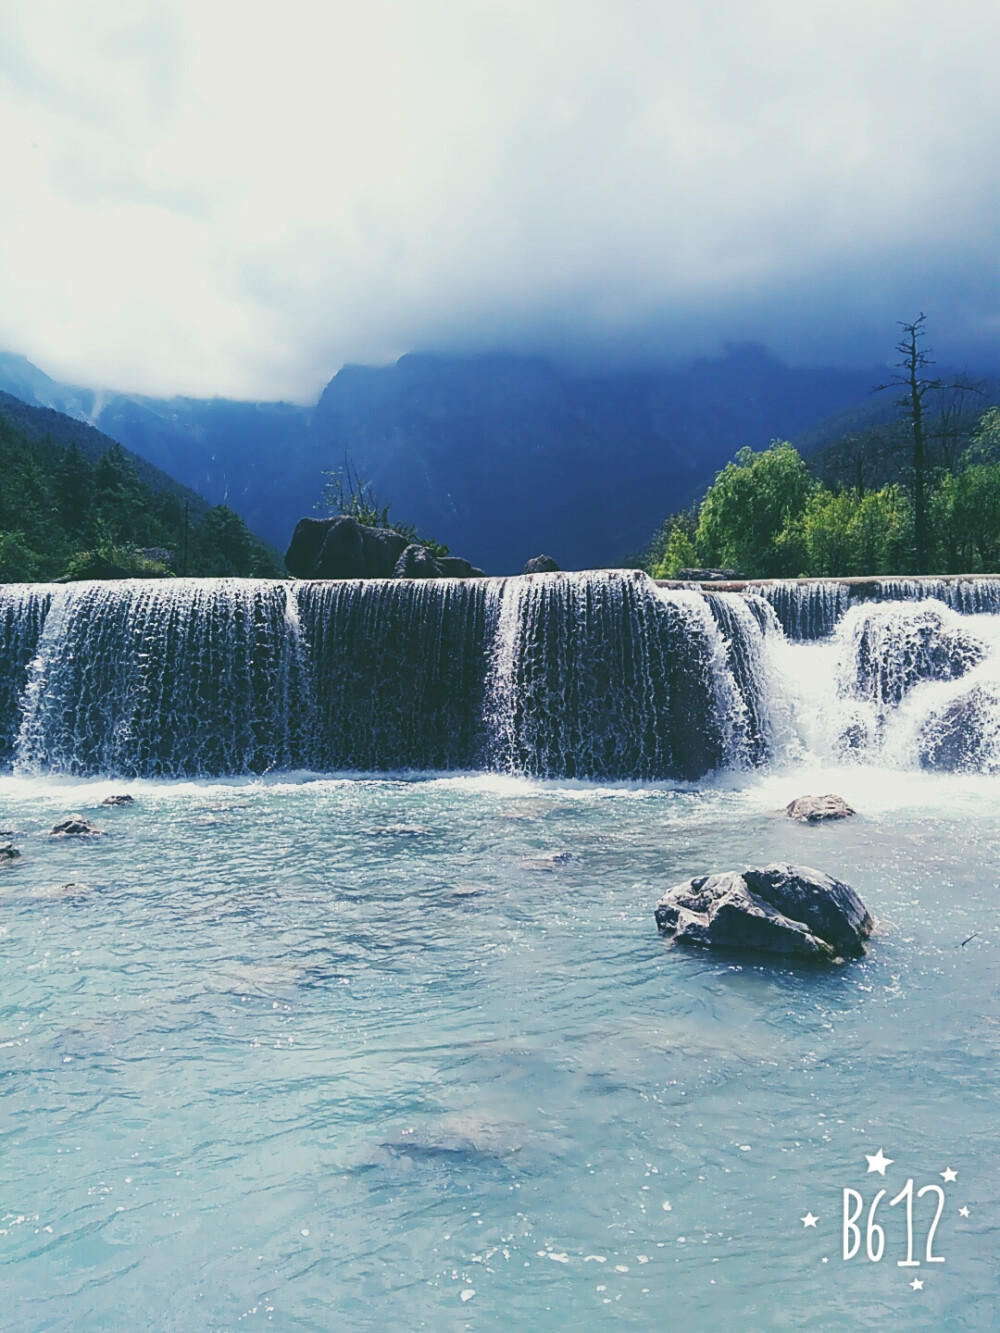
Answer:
[2,767,997,1330]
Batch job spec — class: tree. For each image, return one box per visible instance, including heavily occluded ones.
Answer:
[695,442,813,577]
[874,314,974,573]
[648,509,698,578]
[932,465,1000,573]
[789,484,912,576]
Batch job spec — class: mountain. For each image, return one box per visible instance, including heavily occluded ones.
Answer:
[0,345,887,573]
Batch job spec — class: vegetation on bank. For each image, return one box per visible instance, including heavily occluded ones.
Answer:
[318,456,449,557]
[0,411,280,582]
[642,318,1000,580]
[642,407,1000,579]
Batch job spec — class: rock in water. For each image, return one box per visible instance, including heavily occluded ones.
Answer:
[50,815,104,838]
[784,794,855,822]
[522,555,560,574]
[101,794,135,807]
[675,568,743,582]
[841,602,985,710]
[0,841,21,862]
[654,862,873,960]
[919,684,1000,773]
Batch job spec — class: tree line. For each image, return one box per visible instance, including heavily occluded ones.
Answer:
[642,318,1000,579]
[0,411,280,582]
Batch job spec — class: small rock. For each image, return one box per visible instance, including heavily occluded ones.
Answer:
[522,554,560,574]
[784,794,855,823]
[50,815,104,838]
[101,794,134,807]
[655,862,873,960]
[0,841,21,862]
[521,851,577,872]
[675,567,743,582]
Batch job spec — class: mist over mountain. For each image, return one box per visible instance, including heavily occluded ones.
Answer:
[0,344,892,572]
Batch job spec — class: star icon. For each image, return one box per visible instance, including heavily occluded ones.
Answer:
[801,1212,819,1228]
[941,1167,957,1183]
[865,1149,893,1176]
[959,1206,970,1218]
[909,1277,924,1291]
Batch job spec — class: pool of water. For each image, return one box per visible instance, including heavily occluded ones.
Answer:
[2,767,997,1330]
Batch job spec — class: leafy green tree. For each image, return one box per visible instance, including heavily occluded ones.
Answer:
[966,406,1000,464]
[695,442,814,577]
[651,524,698,578]
[789,485,913,576]
[932,465,1000,573]
[0,531,43,582]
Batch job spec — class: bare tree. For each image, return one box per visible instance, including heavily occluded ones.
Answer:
[874,314,971,574]
[927,374,984,474]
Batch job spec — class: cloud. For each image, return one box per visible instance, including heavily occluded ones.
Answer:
[0,0,997,400]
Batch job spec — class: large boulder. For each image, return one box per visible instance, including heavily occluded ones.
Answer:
[840,602,985,711]
[655,862,873,960]
[284,516,409,579]
[919,684,1000,772]
[522,554,560,574]
[393,543,441,578]
[285,516,482,579]
[437,555,484,578]
[392,545,485,578]
[784,794,855,822]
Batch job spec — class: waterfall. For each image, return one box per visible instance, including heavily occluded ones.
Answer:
[12,580,309,778]
[757,575,1000,639]
[484,573,758,780]
[0,583,54,765]
[4,571,1000,779]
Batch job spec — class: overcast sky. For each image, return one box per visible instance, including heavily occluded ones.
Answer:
[0,0,997,401]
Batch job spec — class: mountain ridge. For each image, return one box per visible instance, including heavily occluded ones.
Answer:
[0,344,923,573]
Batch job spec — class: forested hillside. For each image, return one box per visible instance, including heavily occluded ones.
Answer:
[0,408,280,582]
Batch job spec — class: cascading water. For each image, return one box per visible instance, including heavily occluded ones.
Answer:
[0,572,765,781]
[13,580,310,778]
[5,571,1000,779]
[484,573,751,780]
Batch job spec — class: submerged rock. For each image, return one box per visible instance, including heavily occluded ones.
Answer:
[364,823,433,838]
[0,841,21,862]
[101,794,135,807]
[521,851,577,872]
[919,684,1000,773]
[374,1115,526,1163]
[522,554,560,574]
[50,815,104,838]
[655,862,872,960]
[784,794,855,823]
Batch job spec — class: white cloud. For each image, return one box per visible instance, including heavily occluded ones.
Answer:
[0,0,997,399]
